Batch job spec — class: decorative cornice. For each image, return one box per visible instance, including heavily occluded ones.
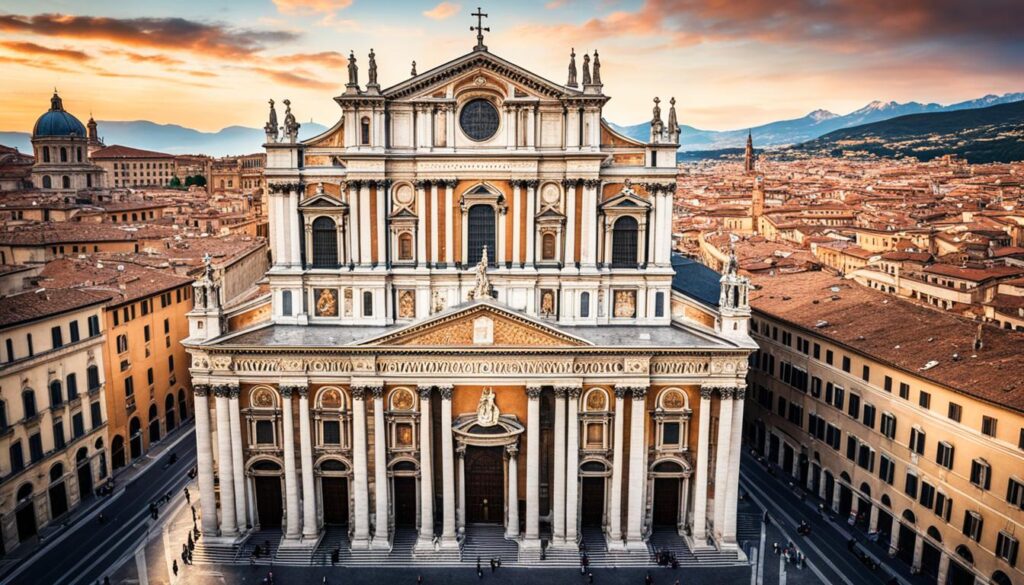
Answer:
[268,182,303,194]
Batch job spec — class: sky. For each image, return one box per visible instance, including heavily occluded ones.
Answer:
[1,0,1022,133]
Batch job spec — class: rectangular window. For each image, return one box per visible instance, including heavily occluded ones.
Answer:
[255,420,275,444]
[29,433,43,462]
[5,338,13,362]
[842,355,851,373]
[51,326,63,349]
[1020,428,1024,450]
[919,391,931,409]
[879,455,895,485]
[861,365,870,382]
[948,402,963,423]
[846,435,858,460]
[848,393,861,419]
[147,368,154,386]
[787,403,803,427]
[905,472,918,498]
[654,292,664,318]
[1008,478,1024,510]
[970,459,992,490]
[124,376,134,397]
[322,420,341,445]
[88,315,100,336]
[144,325,151,343]
[811,377,822,398]
[982,416,998,437]
[996,532,1020,566]
[826,349,834,365]
[862,404,876,429]
[72,412,85,438]
[69,321,80,343]
[963,511,983,542]
[91,401,102,428]
[164,319,170,334]
[858,444,875,472]
[934,491,952,521]
[777,395,787,417]
[9,442,24,472]
[826,424,841,450]
[899,382,910,400]
[813,343,821,359]
[662,422,681,445]
[937,441,955,469]
[910,427,926,455]
[920,481,936,508]
[884,375,893,393]
[880,413,897,439]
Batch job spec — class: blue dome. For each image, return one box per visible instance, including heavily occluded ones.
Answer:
[32,92,87,138]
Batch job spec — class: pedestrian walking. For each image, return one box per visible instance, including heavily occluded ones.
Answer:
[417,575,423,585]
[490,557,496,572]
[188,532,194,551]
[191,505,197,521]
[184,486,191,504]
[645,571,653,585]
[104,578,111,585]
[588,571,594,583]
[331,547,339,566]
[172,560,178,576]
[188,549,193,564]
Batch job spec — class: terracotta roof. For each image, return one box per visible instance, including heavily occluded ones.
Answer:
[0,288,106,329]
[0,223,140,246]
[749,270,1024,412]
[39,257,193,306]
[923,263,1024,282]
[90,144,173,159]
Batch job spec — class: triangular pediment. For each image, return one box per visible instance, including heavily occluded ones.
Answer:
[360,300,592,347]
[600,190,651,210]
[299,193,347,209]
[383,50,579,101]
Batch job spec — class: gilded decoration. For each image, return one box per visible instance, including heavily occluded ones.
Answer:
[252,387,275,408]
[320,388,342,409]
[586,390,607,411]
[540,289,556,317]
[315,288,339,317]
[613,289,637,318]
[661,389,686,410]
[398,290,416,319]
[391,388,415,411]
[396,423,414,446]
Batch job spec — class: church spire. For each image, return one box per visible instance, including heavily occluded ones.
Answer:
[50,89,63,111]
[744,130,755,174]
[667,97,679,144]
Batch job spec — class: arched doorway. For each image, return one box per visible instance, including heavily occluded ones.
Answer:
[920,527,943,579]
[76,448,93,500]
[250,460,283,529]
[797,454,809,487]
[391,460,418,527]
[15,483,37,542]
[650,460,686,528]
[897,510,917,565]
[465,446,504,523]
[949,545,975,585]
[823,471,835,509]
[111,435,126,470]
[781,442,794,475]
[319,459,350,525]
[579,460,608,527]
[991,571,1013,585]
[48,463,69,519]
[129,417,142,460]
[178,388,188,420]
[856,482,872,528]
[838,474,853,518]
[148,404,160,444]
[164,394,176,432]
[876,495,893,544]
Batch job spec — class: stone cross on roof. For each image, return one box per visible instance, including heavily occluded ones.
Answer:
[471,7,489,52]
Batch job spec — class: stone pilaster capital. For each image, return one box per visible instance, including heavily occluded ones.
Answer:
[583,178,602,189]
[213,384,233,398]
[613,386,629,400]
[718,387,735,400]
[296,386,309,399]
[414,179,430,190]
[279,385,296,399]
[615,384,648,400]
[733,384,747,401]
[630,385,649,401]
[699,385,716,400]
[525,384,543,400]
[193,384,210,397]
[437,385,454,400]
[350,385,367,401]
[417,385,433,399]
[565,385,583,399]
[505,442,519,457]
[368,385,384,399]
[553,386,568,399]
[456,443,467,457]
[525,179,540,190]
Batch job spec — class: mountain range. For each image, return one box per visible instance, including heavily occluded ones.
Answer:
[609,92,1024,151]
[0,92,1021,157]
[791,100,1024,164]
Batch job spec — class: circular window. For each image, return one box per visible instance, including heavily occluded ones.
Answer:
[459,99,500,141]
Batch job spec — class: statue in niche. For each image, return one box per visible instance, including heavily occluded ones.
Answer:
[467,246,492,300]
[398,290,415,319]
[541,290,555,316]
[343,288,353,317]
[315,288,338,317]
[614,290,636,318]
[476,388,500,427]
[431,289,446,313]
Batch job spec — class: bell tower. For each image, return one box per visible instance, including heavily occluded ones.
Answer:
[187,255,224,342]
[718,247,751,340]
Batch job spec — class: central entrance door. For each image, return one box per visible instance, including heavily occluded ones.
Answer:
[652,478,680,526]
[393,476,417,526]
[465,446,504,524]
[581,477,605,526]
[321,477,349,525]
[254,476,283,528]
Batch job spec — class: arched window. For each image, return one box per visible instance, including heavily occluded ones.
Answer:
[467,205,495,266]
[360,117,370,145]
[43,147,50,163]
[50,463,64,482]
[362,291,373,317]
[49,380,63,407]
[580,292,590,318]
[116,334,128,354]
[311,217,338,267]
[60,147,68,162]
[611,216,639,267]
[281,290,292,316]
[86,365,100,391]
[42,176,52,189]
[22,389,37,418]
[62,176,70,189]
[398,233,413,261]
[541,233,556,260]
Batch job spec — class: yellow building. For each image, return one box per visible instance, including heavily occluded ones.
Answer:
[90,145,176,189]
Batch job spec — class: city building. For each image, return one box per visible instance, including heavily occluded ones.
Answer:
[184,37,756,564]
[90,145,177,189]
[744,268,1024,585]
[0,146,34,192]
[29,92,104,192]
[0,288,110,554]
[39,259,195,472]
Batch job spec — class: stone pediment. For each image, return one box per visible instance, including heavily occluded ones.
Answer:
[600,189,651,210]
[360,300,592,348]
[299,193,347,209]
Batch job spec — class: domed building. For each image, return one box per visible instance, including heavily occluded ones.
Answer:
[30,91,105,191]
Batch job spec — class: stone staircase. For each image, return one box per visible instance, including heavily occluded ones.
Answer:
[581,526,651,568]
[236,529,282,565]
[191,540,238,565]
[648,528,698,565]
[462,524,518,567]
[737,511,762,550]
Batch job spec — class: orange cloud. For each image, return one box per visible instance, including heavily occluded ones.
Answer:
[246,66,335,90]
[423,2,461,20]
[0,13,299,60]
[102,49,185,66]
[276,51,349,69]
[273,0,353,15]
[0,41,89,61]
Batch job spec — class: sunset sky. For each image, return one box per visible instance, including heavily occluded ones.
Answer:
[1,0,1022,133]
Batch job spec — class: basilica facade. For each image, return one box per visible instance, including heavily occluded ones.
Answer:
[185,35,755,561]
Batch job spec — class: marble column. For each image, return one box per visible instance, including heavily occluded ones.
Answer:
[868,505,880,533]
[359,182,372,266]
[193,385,219,537]
[911,533,924,572]
[457,445,467,533]
[525,182,537,267]
[429,182,439,267]
[351,386,371,548]
[564,182,577,268]
[416,385,434,549]
[552,387,567,545]
[712,388,734,539]
[298,387,317,540]
[349,182,361,266]
[506,443,520,539]
[512,182,522,268]
[372,386,390,548]
[608,386,627,544]
[214,386,239,537]
[376,181,387,266]
[227,386,247,531]
[523,385,542,547]
[723,386,746,544]
[439,385,457,547]
[565,386,581,544]
[625,386,649,548]
[416,182,427,268]
[444,181,454,267]
[937,554,951,585]
[281,387,300,540]
[581,181,597,268]
[692,386,714,543]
